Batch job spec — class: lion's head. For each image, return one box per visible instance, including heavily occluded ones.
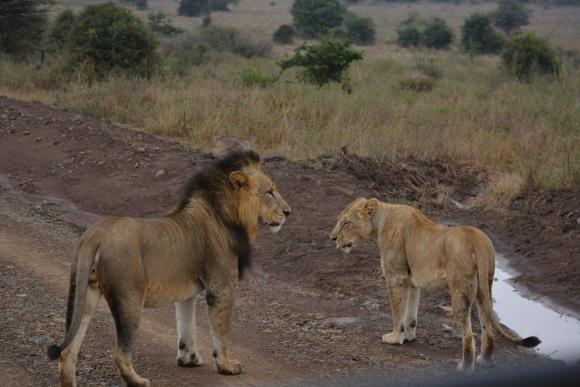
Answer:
[229,161,290,235]
[330,198,379,253]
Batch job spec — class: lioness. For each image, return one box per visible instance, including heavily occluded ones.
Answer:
[330,198,540,372]
[47,151,290,386]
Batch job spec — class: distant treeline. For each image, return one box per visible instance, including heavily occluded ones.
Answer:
[351,0,580,5]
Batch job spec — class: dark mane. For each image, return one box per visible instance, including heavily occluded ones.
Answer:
[174,150,260,278]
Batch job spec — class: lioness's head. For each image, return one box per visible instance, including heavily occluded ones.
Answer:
[330,198,380,253]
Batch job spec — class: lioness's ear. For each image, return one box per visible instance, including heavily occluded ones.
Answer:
[359,198,379,218]
[229,171,248,189]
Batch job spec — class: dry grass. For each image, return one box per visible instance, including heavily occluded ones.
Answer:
[2,1,580,190]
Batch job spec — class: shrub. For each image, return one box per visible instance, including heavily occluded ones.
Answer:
[240,67,278,87]
[0,0,50,57]
[461,13,506,55]
[178,0,209,17]
[414,56,443,80]
[199,25,272,57]
[396,15,423,48]
[502,33,561,80]
[492,0,530,35]
[149,11,184,37]
[202,16,212,27]
[67,3,159,79]
[208,0,239,12]
[422,18,454,50]
[291,0,346,38]
[278,39,363,91]
[273,24,295,44]
[135,0,148,10]
[344,12,376,45]
[398,75,436,92]
[48,9,76,51]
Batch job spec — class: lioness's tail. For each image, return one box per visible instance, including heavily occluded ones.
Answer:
[47,240,100,360]
[473,237,541,348]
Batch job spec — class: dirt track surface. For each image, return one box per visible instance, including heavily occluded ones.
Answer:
[0,96,570,385]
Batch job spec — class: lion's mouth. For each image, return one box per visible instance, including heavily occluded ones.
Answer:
[338,242,353,253]
[268,222,281,227]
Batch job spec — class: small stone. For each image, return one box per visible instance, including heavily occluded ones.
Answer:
[136,147,146,153]
[155,169,166,178]
[27,336,54,346]
[23,131,31,136]
[72,114,83,123]
[35,137,42,142]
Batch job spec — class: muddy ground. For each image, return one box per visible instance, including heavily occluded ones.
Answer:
[0,96,576,386]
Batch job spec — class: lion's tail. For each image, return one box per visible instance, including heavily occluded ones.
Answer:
[47,240,100,360]
[473,237,541,348]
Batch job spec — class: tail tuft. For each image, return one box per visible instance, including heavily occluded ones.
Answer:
[47,345,62,360]
[520,336,541,348]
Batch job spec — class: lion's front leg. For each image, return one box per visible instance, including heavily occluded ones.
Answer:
[175,291,203,367]
[382,279,409,345]
[205,284,242,375]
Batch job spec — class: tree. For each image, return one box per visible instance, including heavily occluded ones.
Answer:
[48,9,76,50]
[291,0,346,38]
[67,3,159,79]
[396,15,422,48]
[422,18,454,50]
[492,0,530,35]
[178,0,209,17]
[148,11,184,37]
[278,39,363,92]
[502,33,561,80]
[461,13,506,55]
[273,24,295,44]
[0,0,51,57]
[344,12,376,45]
[208,0,239,12]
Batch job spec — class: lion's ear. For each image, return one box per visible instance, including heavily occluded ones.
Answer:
[359,198,379,218]
[229,171,248,189]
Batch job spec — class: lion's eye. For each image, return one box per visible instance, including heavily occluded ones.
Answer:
[343,222,351,228]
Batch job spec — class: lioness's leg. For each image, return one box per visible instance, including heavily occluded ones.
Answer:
[403,287,420,342]
[59,285,101,387]
[176,289,203,367]
[475,296,495,367]
[105,290,149,387]
[205,284,241,375]
[450,288,476,373]
[382,283,408,345]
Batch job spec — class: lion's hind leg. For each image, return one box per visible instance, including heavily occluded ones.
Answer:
[403,287,420,342]
[59,285,101,387]
[104,285,149,387]
[475,293,495,368]
[449,277,477,374]
[176,288,203,367]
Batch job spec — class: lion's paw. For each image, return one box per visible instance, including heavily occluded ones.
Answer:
[177,351,203,367]
[217,359,242,375]
[382,332,404,345]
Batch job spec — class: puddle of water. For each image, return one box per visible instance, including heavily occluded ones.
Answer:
[494,254,580,364]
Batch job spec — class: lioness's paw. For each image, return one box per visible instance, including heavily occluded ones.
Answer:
[127,376,151,387]
[404,329,417,342]
[476,355,495,369]
[457,361,475,374]
[177,352,203,367]
[382,332,404,345]
[217,359,242,375]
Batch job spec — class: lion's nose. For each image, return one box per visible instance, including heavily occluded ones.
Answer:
[283,208,291,216]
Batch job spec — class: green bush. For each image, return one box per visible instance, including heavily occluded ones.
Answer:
[202,16,212,27]
[396,15,423,48]
[422,18,454,50]
[502,33,561,80]
[199,25,272,57]
[240,67,277,87]
[278,39,363,92]
[48,9,76,51]
[291,0,346,38]
[344,12,376,45]
[148,11,184,37]
[461,13,506,55]
[67,3,159,80]
[414,56,443,80]
[0,0,50,57]
[492,0,530,35]
[209,0,239,12]
[273,24,295,44]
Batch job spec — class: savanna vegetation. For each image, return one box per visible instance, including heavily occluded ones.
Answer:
[0,0,579,193]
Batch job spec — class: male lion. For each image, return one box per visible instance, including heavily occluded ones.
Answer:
[47,150,290,386]
[330,198,540,372]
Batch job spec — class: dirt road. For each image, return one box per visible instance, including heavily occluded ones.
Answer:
[0,97,568,385]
